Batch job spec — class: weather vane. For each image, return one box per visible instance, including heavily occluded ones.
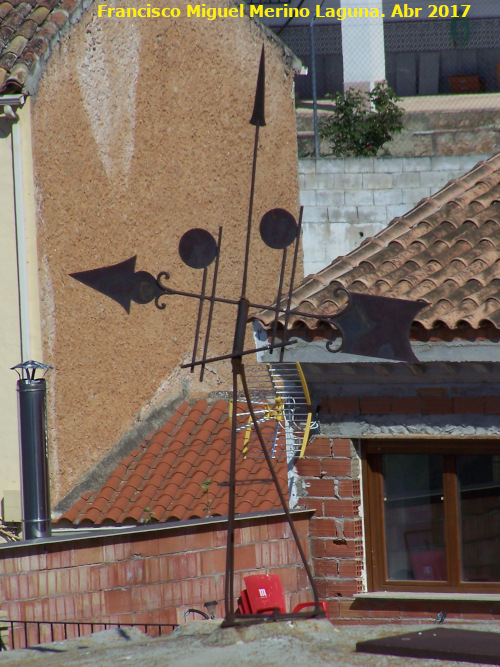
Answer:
[71,46,426,626]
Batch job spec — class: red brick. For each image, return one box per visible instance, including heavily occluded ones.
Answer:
[310,518,338,538]
[305,438,332,457]
[72,544,105,566]
[295,458,321,477]
[324,540,358,558]
[453,396,484,413]
[306,478,335,497]
[332,439,353,457]
[297,498,323,516]
[185,529,214,551]
[421,396,452,414]
[324,499,357,519]
[342,519,363,539]
[338,559,363,578]
[484,396,500,414]
[235,544,259,571]
[104,587,134,616]
[315,579,360,598]
[313,558,339,578]
[311,538,325,558]
[360,397,392,414]
[326,599,341,618]
[329,397,360,414]
[392,396,421,414]
[337,480,357,498]
[200,547,226,576]
[320,459,352,477]
[157,533,186,555]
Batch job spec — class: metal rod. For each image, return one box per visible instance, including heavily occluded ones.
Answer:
[224,359,241,620]
[200,227,223,381]
[280,207,304,362]
[158,282,344,323]
[180,339,297,369]
[190,267,208,372]
[310,17,320,158]
[269,247,287,353]
[241,126,259,299]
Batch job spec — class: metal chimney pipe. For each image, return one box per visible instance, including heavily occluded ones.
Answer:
[12,361,52,540]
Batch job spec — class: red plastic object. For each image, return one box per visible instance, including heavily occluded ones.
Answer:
[293,600,329,619]
[243,574,286,614]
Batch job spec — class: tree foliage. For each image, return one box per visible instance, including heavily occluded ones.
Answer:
[319,84,404,157]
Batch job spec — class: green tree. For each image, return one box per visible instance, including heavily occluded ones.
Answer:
[319,84,404,157]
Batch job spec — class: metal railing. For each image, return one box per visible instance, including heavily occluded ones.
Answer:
[0,619,178,650]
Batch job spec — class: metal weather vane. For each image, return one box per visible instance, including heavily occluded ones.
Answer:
[71,46,427,626]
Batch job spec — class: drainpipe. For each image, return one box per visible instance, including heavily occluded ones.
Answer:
[1,94,30,361]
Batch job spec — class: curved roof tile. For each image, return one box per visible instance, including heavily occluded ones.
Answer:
[253,153,500,337]
[55,398,288,527]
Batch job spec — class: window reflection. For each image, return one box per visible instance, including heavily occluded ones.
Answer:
[458,455,500,583]
[383,454,446,581]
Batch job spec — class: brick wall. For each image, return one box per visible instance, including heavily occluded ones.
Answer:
[295,437,363,621]
[299,154,491,275]
[0,512,312,631]
[296,436,500,623]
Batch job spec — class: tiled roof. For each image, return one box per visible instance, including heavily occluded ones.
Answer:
[55,398,289,527]
[0,0,85,94]
[255,153,500,339]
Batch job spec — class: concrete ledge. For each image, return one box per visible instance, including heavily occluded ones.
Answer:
[356,592,500,602]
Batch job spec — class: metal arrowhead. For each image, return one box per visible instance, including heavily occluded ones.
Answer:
[329,289,428,363]
[250,46,266,127]
[70,256,162,313]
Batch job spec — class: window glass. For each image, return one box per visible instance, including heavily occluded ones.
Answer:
[383,454,446,581]
[457,455,500,582]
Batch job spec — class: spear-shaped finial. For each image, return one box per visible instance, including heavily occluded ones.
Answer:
[250,46,266,127]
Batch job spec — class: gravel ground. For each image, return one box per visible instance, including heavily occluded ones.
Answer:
[0,619,497,666]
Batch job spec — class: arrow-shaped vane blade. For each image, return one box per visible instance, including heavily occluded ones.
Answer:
[70,256,163,313]
[329,289,428,363]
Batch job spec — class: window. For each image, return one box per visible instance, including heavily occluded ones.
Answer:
[363,441,500,593]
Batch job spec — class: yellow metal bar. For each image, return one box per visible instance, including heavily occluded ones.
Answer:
[299,412,312,458]
[295,362,311,406]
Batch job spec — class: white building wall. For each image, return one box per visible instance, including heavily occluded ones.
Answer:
[299,153,491,276]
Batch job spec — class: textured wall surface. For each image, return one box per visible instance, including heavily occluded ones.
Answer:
[0,512,311,634]
[30,1,301,503]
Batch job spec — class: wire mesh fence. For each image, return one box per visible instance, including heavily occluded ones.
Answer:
[0,619,178,651]
[255,0,500,156]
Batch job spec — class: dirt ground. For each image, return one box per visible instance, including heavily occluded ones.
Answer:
[0,619,497,666]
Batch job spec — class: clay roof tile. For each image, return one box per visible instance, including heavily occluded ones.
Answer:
[55,397,287,527]
[253,152,500,338]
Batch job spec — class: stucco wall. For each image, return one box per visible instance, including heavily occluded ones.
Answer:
[30,2,301,503]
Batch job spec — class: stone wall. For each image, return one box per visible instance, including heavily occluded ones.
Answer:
[299,154,491,275]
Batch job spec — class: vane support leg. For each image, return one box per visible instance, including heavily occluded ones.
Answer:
[224,357,241,621]
[239,367,323,616]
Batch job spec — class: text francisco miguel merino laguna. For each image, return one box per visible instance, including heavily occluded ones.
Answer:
[97,4,408,19]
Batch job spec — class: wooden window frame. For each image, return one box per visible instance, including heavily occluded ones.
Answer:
[362,439,500,594]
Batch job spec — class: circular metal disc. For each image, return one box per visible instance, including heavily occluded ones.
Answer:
[259,209,298,250]
[179,228,217,269]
